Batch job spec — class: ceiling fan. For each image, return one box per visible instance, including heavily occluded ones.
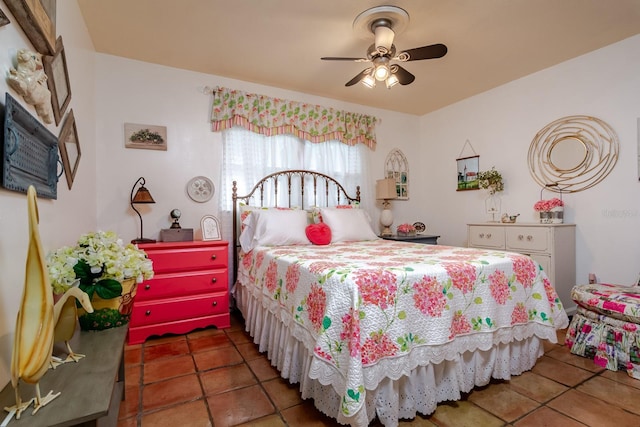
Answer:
[321,5,447,89]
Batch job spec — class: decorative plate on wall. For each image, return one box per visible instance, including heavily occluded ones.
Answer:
[186,176,214,202]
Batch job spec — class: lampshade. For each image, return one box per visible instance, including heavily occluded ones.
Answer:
[130,177,156,244]
[385,73,399,89]
[376,178,397,200]
[362,73,376,88]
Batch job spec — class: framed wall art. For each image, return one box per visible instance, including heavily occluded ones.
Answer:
[124,123,167,151]
[201,215,221,241]
[58,109,81,190]
[43,36,71,126]
[384,148,409,199]
[4,0,56,55]
[0,8,10,27]
[456,155,480,191]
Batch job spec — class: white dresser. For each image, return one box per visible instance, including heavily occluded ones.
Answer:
[467,223,576,314]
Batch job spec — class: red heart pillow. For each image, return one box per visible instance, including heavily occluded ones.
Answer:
[305,223,331,245]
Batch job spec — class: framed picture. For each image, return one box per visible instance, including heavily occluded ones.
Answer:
[58,109,81,190]
[0,8,10,27]
[456,155,480,191]
[124,123,167,151]
[4,0,56,54]
[43,36,71,126]
[201,215,221,241]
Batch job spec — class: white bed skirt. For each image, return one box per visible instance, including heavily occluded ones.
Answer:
[234,283,547,427]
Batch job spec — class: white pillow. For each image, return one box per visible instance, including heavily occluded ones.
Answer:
[319,208,378,242]
[239,209,311,252]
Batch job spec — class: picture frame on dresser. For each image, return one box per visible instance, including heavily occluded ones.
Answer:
[43,36,72,125]
[201,215,221,240]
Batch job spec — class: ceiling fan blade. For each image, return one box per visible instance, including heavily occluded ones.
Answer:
[399,43,448,61]
[345,68,372,87]
[393,65,415,85]
[321,56,369,62]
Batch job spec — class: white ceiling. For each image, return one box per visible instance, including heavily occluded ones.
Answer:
[76,0,640,116]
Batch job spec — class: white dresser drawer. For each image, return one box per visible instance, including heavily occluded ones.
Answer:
[468,226,505,249]
[506,227,549,252]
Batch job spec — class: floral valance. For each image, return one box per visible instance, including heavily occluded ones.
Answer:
[210,87,378,150]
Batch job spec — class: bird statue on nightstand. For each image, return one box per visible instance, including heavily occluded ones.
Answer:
[5,186,59,421]
[51,284,94,368]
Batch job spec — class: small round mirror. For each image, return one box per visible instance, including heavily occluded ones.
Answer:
[548,137,587,172]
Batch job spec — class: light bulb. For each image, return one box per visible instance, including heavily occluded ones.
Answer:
[374,64,389,81]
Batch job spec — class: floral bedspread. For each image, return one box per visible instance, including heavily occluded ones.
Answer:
[236,240,569,418]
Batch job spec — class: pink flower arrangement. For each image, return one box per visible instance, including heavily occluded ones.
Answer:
[397,223,416,234]
[533,198,564,212]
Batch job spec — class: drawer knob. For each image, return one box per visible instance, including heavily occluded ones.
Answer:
[479,233,485,238]
[212,301,217,307]
[518,234,524,240]
[527,235,533,241]
[211,277,217,283]
[486,233,491,238]
[145,310,151,316]
[145,284,151,290]
[211,254,217,260]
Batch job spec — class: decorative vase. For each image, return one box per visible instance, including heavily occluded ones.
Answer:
[78,278,138,331]
[550,206,564,224]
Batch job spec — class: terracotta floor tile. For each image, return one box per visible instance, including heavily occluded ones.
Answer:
[546,345,605,373]
[531,356,595,386]
[119,384,141,420]
[576,375,640,415]
[600,369,640,389]
[143,338,189,362]
[248,357,280,381]
[513,406,586,427]
[262,377,304,410]
[207,384,275,427]
[226,329,253,345]
[280,400,342,427]
[429,400,504,427]
[547,389,640,426]
[398,414,438,426]
[200,363,257,395]
[188,333,233,353]
[144,353,195,384]
[468,381,539,422]
[187,326,226,339]
[236,341,265,361]
[142,374,203,411]
[124,346,142,365]
[234,414,287,426]
[116,416,138,427]
[193,346,244,371]
[144,334,188,347]
[125,363,141,387]
[141,399,211,427]
[508,371,568,402]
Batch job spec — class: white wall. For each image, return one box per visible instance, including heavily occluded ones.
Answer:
[0,1,97,387]
[411,35,640,292]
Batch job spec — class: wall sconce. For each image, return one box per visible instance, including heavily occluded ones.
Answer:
[376,178,397,236]
[130,177,156,244]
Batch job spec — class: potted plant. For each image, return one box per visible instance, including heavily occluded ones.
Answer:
[397,223,416,236]
[46,230,154,330]
[477,167,504,195]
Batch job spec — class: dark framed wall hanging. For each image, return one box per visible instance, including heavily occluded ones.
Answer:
[58,109,80,190]
[2,93,59,199]
[456,140,479,191]
[43,36,71,126]
[4,0,57,55]
[0,7,10,27]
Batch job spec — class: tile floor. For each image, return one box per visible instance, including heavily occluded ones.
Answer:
[117,312,640,427]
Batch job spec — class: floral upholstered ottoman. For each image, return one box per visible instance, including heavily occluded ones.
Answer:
[566,283,640,379]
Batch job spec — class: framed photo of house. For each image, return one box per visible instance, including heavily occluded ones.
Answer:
[58,109,81,190]
[43,36,71,126]
[201,215,221,241]
[124,123,167,151]
[4,0,56,55]
[456,155,480,191]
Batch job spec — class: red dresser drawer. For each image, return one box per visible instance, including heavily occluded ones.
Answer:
[135,268,228,301]
[131,293,228,326]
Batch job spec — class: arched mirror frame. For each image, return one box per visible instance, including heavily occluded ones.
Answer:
[528,115,619,193]
[385,148,409,199]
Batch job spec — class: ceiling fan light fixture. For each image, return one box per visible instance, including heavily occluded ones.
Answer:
[374,64,390,81]
[362,73,376,88]
[385,74,399,89]
[372,20,394,53]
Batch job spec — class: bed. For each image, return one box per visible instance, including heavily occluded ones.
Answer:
[231,170,569,427]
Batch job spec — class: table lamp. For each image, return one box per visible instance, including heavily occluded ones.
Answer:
[376,178,397,236]
[130,177,156,244]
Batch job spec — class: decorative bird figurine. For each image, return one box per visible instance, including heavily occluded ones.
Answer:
[5,186,59,420]
[51,284,94,368]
